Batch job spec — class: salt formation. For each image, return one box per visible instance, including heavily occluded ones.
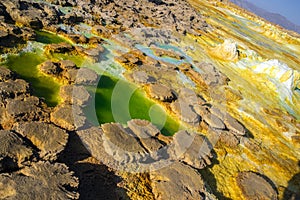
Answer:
[251,59,300,101]
[212,39,239,61]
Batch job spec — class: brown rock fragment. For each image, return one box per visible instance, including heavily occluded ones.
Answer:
[13,122,68,161]
[0,130,33,172]
[44,42,74,54]
[50,104,86,131]
[172,130,213,169]
[0,67,14,82]
[237,171,278,200]
[59,85,91,106]
[0,162,79,199]
[150,161,215,200]
[170,100,200,124]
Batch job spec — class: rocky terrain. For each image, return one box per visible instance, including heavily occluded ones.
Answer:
[0,0,300,199]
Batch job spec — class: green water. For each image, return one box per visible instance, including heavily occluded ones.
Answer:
[36,30,67,44]
[3,52,180,135]
[2,30,180,135]
[4,52,61,106]
[84,75,180,136]
[2,31,70,106]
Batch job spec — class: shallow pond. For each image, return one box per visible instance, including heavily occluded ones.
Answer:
[3,52,61,107]
[84,75,180,136]
[2,31,181,135]
[2,31,69,106]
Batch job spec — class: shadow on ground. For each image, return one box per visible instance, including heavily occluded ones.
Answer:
[58,131,129,200]
[283,161,300,200]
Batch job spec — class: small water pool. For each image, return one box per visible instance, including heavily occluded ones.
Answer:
[84,75,180,136]
[2,30,181,135]
[3,52,61,107]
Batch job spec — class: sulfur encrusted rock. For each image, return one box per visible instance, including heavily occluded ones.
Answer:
[44,42,74,54]
[0,67,14,82]
[0,79,29,99]
[58,60,77,70]
[38,61,62,76]
[4,96,48,128]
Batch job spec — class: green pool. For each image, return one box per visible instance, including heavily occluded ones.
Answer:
[3,52,61,107]
[84,75,180,136]
[2,31,181,135]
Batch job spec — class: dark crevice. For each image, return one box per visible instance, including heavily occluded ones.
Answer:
[0,157,19,173]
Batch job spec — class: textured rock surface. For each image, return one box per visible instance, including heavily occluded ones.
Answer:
[148,84,176,102]
[13,122,68,161]
[79,122,215,199]
[101,123,147,161]
[132,71,156,84]
[171,100,200,124]
[127,119,160,138]
[172,130,213,169]
[38,60,100,85]
[75,67,99,85]
[224,113,246,136]
[76,44,105,62]
[0,162,79,199]
[38,61,62,76]
[0,22,35,53]
[44,42,74,54]
[0,67,14,82]
[2,0,60,29]
[217,130,240,147]
[0,130,33,172]
[59,85,91,106]
[0,67,79,199]
[0,0,300,199]
[150,161,216,200]
[0,79,29,98]
[4,96,48,128]
[202,111,226,130]
[51,104,86,131]
[237,172,278,200]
